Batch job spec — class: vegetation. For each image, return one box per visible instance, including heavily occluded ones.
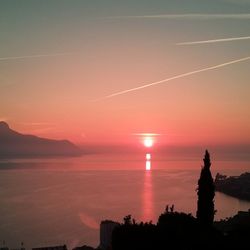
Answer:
[112,208,224,250]
[196,150,216,225]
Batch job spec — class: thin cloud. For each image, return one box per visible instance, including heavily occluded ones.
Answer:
[30,127,57,134]
[0,52,72,62]
[92,56,250,101]
[177,36,250,45]
[0,117,9,122]
[107,13,250,20]
[132,133,162,136]
[20,122,54,126]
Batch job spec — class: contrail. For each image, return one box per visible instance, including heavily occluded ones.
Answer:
[0,52,72,62]
[107,13,250,20]
[93,56,250,101]
[132,133,162,136]
[177,36,250,45]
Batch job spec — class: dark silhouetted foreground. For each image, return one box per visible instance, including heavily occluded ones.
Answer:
[197,150,216,225]
[112,209,250,250]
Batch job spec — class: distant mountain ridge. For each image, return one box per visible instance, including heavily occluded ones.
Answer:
[0,121,82,158]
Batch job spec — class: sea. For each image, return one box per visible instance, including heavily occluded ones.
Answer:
[0,152,250,249]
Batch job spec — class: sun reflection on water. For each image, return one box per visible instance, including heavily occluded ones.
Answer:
[146,153,151,170]
[142,153,154,222]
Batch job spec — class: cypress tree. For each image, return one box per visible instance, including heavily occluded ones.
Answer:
[196,150,215,225]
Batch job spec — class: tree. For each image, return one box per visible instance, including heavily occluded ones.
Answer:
[123,215,132,225]
[196,150,215,225]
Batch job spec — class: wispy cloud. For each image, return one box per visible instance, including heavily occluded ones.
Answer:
[132,133,162,136]
[0,52,72,62]
[32,127,57,134]
[20,122,54,126]
[107,13,250,20]
[93,56,250,101]
[19,122,57,134]
[177,36,250,45]
[0,117,9,122]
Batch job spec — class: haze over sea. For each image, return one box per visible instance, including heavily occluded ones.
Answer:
[0,152,249,249]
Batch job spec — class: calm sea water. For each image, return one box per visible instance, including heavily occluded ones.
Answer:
[0,153,250,249]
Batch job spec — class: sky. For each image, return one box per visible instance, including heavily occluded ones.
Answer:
[0,0,250,147]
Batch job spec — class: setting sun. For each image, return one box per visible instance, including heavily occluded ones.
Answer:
[144,137,153,148]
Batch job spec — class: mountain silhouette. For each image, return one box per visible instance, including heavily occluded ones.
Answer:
[0,121,82,158]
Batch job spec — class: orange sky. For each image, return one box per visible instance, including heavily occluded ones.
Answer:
[1,1,250,147]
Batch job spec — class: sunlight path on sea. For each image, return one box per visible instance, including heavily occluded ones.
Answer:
[142,153,154,222]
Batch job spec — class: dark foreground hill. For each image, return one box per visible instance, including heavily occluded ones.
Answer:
[0,121,82,158]
[111,209,250,250]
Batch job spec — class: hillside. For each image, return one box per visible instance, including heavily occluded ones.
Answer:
[0,121,82,158]
[215,172,250,201]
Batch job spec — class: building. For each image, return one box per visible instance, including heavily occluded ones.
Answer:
[32,245,67,250]
[99,220,120,250]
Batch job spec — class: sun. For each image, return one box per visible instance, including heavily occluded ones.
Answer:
[144,137,153,148]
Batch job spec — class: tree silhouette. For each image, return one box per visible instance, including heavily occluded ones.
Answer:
[196,150,215,225]
[123,215,132,225]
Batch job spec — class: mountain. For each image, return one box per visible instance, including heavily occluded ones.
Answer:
[0,121,82,158]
